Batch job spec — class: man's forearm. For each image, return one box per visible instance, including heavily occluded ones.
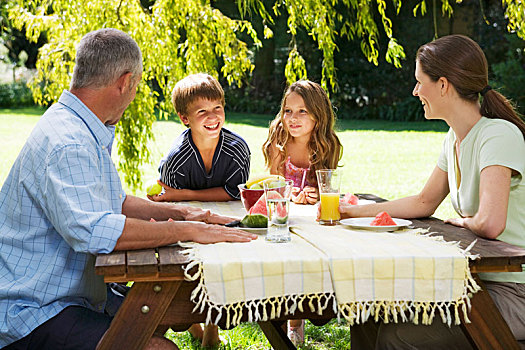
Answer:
[122,194,191,221]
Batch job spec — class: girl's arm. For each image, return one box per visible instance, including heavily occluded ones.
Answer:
[340,166,449,219]
[445,165,511,239]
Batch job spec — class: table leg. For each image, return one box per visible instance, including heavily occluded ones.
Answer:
[460,275,519,350]
[97,281,181,350]
[258,320,296,350]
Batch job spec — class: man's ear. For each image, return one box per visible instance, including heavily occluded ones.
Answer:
[178,112,189,126]
[116,72,133,94]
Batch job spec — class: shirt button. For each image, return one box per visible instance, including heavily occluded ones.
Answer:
[102,145,106,150]
[119,194,123,199]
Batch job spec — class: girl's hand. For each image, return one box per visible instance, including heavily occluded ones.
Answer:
[292,190,307,204]
[303,186,318,204]
[292,186,318,205]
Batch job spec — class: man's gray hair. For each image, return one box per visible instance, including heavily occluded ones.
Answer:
[70,28,142,90]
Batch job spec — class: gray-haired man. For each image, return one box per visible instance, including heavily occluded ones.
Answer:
[0,28,256,350]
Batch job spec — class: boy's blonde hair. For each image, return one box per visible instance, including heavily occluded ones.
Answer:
[262,80,342,185]
[172,73,225,116]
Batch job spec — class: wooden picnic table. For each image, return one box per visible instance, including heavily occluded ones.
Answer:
[95,194,525,350]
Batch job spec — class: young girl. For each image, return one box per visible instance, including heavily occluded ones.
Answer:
[263,80,342,206]
[262,80,343,345]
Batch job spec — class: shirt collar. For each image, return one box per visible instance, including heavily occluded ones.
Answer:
[58,90,115,151]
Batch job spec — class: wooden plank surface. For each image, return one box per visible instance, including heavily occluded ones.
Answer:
[95,251,126,276]
[127,249,158,276]
[259,321,296,350]
[356,193,525,268]
[460,276,519,350]
[158,245,190,275]
[97,281,181,350]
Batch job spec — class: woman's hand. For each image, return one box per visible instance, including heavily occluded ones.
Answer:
[444,217,467,228]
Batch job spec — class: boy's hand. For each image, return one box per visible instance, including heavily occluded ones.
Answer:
[147,180,181,202]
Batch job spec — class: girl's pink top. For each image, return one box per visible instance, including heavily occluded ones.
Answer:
[284,156,314,189]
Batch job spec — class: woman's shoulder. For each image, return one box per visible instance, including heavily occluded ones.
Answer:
[478,117,524,141]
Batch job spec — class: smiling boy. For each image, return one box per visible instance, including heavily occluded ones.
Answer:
[150,73,251,202]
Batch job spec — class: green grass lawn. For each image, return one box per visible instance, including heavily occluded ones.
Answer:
[0,107,457,349]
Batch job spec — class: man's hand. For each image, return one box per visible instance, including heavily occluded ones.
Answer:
[184,208,236,225]
[183,222,257,243]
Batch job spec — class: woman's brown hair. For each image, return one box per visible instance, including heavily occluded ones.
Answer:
[262,80,342,185]
[416,34,525,138]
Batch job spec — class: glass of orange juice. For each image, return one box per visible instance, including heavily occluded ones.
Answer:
[316,169,342,225]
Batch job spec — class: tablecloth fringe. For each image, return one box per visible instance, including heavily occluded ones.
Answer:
[179,243,337,327]
[178,231,481,328]
[337,233,481,327]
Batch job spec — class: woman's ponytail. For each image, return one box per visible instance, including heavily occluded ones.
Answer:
[481,89,525,139]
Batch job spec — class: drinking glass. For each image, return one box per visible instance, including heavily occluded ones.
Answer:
[263,179,294,243]
[316,169,342,225]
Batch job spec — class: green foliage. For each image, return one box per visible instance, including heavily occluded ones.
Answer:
[9,0,260,191]
[502,0,525,39]
[6,0,525,190]
[0,82,34,107]
[490,35,525,115]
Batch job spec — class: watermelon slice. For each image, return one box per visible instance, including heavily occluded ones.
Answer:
[370,211,397,226]
[248,190,283,216]
[275,202,288,224]
[342,193,359,205]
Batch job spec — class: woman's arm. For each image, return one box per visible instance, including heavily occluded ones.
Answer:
[340,166,450,219]
[445,165,511,239]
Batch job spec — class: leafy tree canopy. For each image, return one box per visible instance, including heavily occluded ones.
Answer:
[7,0,525,191]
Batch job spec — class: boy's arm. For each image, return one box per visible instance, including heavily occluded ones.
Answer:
[148,181,233,202]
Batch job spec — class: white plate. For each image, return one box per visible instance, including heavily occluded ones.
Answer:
[357,199,375,205]
[340,217,412,231]
[238,226,267,235]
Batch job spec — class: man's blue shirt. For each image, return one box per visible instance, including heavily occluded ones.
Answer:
[0,91,126,347]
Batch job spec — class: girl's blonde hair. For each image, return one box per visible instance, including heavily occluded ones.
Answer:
[262,80,342,185]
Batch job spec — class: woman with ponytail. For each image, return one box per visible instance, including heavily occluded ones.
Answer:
[338,34,525,348]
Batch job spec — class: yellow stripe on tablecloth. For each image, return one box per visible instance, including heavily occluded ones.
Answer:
[186,234,332,306]
[291,218,469,304]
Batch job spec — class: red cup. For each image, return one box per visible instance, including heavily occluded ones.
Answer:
[238,184,265,211]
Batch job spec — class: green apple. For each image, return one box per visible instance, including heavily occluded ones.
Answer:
[146,183,162,196]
